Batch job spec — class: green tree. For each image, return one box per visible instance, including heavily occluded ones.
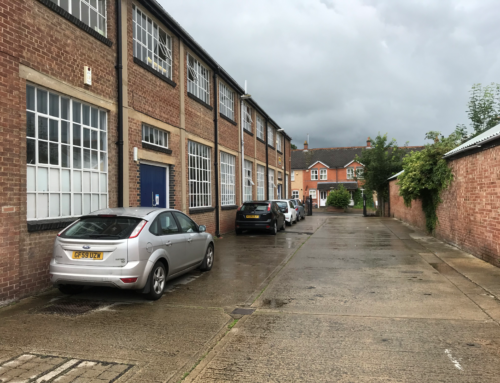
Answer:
[397,130,465,233]
[326,185,351,208]
[355,134,408,215]
[457,83,500,137]
[291,143,297,150]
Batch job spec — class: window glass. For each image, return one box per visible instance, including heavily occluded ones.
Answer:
[61,217,141,239]
[150,212,179,235]
[241,202,268,212]
[257,165,265,200]
[347,167,355,179]
[243,103,252,132]
[52,0,107,36]
[243,160,252,202]
[174,212,198,233]
[187,54,210,104]
[311,169,318,180]
[142,124,169,148]
[221,152,236,206]
[188,141,211,208]
[256,116,264,140]
[320,169,327,180]
[292,190,299,199]
[267,126,274,146]
[219,83,234,121]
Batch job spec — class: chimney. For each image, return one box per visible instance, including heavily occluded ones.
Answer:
[304,140,308,150]
[366,137,372,148]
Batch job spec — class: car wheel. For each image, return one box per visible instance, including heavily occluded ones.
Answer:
[58,284,84,295]
[199,244,214,272]
[146,262,166,300]
[270,221,277,235]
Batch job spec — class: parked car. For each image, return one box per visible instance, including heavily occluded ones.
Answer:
[50,208,214,300]
[272,199,297,226]
[235,201,285,235]
[291,199,306,220]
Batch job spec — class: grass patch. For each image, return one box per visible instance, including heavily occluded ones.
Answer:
[228,319,239,329]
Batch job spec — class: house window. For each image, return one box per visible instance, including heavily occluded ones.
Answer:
[244,160,253,202]
[188,141,211,208]
[26,85,108,220]
[309,189,316,199]
[187,54,210,104]
[220,152,235,206]
[133,5,172,79]
[292,190,299,199]
[291,172,295,182]
[257,165,265,200]
[277,134,282,152]
[256,115,264,140]
[50,0,107,36]
[320,169,327,180]
[268,125,274,146]
[243,103,253,132]
[219,83,234,121]
[311,169,318,180]
[142,124,168,148]
[356,168,364,179]
[347,167,355,179]
[268,169,275,199]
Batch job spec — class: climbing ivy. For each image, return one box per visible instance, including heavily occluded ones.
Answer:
[397,130,464,233]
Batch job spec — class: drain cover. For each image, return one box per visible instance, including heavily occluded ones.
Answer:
[231,308,255,315]
[35,299,107,316]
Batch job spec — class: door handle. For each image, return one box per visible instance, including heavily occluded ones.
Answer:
[164,241,172,247]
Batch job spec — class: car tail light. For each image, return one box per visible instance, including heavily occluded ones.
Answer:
[129,220,147,238]
[267,203,271,212]
[295,207,299,211]
[285,208,289,213]
[120,277,138,283]
[237,205,242,211]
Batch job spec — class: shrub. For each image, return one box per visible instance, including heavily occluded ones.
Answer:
[326,185,351,208]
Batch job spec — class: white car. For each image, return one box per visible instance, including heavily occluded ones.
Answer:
[272,200,297,226]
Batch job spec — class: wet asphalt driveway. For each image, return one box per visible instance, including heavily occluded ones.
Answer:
[2,215,500,382]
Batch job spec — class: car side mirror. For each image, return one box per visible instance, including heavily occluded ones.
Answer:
[199,225,206,233]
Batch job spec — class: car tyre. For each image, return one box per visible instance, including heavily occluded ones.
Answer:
[58,284,84,295]
[281,219,286,231]
[235,229,242,235]
[270,221,277,235]
[146,261,166,301]
[199,244,214,272]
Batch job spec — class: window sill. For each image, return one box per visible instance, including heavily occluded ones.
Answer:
[220,113,237,126]
[37,0,112,47]
[268,144,275,150]
[189,207,215,214]
[188,93,213,111]
[134,58,177,88]
[221,205,238,211]
[277,150,283,155]
[257,137,265,144]
[142,142,172,155]
[27,218,76,233]
[244,129,254,137]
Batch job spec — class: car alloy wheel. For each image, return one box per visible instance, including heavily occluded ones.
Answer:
[153,265,165,296]
[272,222,277,235]
[200,244,214,271]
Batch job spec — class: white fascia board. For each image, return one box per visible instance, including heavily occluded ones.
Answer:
[344,160,365,168]
[307,161,330,169]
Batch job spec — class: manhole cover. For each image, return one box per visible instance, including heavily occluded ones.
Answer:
[34,299,108,316]
[231,308,255,316]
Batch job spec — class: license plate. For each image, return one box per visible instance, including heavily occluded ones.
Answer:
[72,251,103,260]
[246,215,259,219]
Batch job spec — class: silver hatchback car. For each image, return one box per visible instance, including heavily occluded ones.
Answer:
[50,207,214,300]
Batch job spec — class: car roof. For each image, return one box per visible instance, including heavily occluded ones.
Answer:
[243,201,272,203]
[84,207,177,219]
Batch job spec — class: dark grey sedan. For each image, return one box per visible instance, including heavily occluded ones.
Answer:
[291,199,306,220]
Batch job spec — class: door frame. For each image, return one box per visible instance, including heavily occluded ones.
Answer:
[140,160,170,208]
[320,190,327,207]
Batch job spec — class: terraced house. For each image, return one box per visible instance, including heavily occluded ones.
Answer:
[0,0,292,302]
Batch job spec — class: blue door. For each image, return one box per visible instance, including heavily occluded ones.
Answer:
[140,164,167,208]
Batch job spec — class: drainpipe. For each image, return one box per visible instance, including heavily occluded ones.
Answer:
[213,70,220,237]
[116,0,124,207]
[240,99,245,204]
[283,137,286,198]
[265,118,269,200]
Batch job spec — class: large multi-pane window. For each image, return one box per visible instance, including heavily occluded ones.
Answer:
[320,169,327,180]
[133,5,172,79]
[268,169,275,199]
[256,115,264,140]
[142,124,169,148]
[257,165,265,200]
[219,83,234,121]
[26,85,108,220]
[243,103,252,132]
[244,160,253,202]
[311,169,318,180]
[276,134,282,151]
[188,141,211,208]
[187,54,210,104]
[292,190,299,199]
[268,125,274,146]
[50,0,107,36]
[347,167,355,179]
[356,168,364,179]
[220,152,235,206]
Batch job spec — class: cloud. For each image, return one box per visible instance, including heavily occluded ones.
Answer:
[158,0,500,148]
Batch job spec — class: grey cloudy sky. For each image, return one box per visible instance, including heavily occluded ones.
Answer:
[159,0,500,148]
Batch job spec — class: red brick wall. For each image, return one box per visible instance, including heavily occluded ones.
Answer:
[390,144,500,267]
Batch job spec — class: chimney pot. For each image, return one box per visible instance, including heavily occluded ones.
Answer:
[304,140,308,150]
[367,137,372,148]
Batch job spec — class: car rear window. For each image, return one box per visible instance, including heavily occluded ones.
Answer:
[276,202,287,209]
[241,203,269,212]
[61,217,142,239]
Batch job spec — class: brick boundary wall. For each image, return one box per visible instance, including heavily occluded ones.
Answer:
[389,144,500,267]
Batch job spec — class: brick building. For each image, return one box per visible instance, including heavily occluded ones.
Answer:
[0,0,292,303]
[291,140,369,206]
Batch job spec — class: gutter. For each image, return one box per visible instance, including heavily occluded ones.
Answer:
[116,0,124,207]
[213,70,220,237]
[443,136,500,159]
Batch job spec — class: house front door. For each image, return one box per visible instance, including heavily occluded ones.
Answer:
[320,191,328,207]
[140,164,168,208]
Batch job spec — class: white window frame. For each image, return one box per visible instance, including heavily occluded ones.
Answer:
[268,125,274,146]
[257,165,265,200]
[356,168,364,179]
[188,141,211,208]
[347,167,355,180]
[268,169,275,199]
[291,171,295,182]
[26,84,108,220]
[276,134,282,152]
[243,103,253,132]
[320,168,327,180]
[187,54,210,104]
[50,0,107,36]
[292,190,299,199]
[285,175,288,199]
[219,83,234,121]
[244,160,253,202]
[256,115,264,140]
[311,169,318,180]
[133,5,172,79]
[142,124,169,149]
[309,189,317,199]
[220,152,235,206]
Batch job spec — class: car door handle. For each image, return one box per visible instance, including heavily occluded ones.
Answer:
[164,241,172,247]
